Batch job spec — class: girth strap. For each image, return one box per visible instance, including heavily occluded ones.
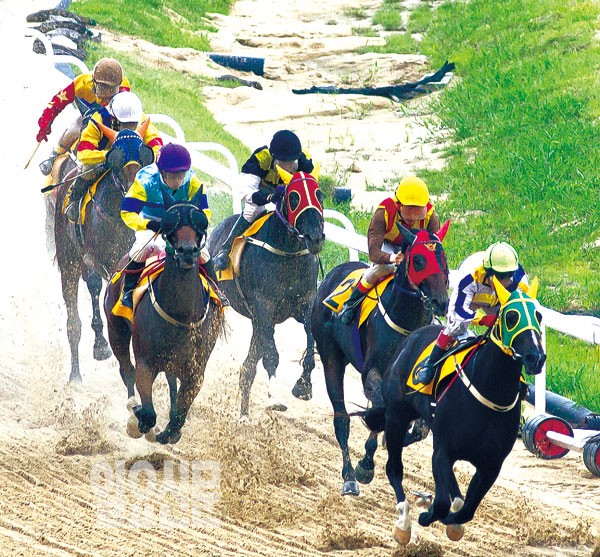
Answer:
[245,236,309,257]
[456,365,520,412]
[148,279,208,329]
[376,297,413,336]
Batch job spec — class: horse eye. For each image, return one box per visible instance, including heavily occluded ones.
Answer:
[161,209,180,233]
[412,254,426,272]
[505,309,520,331]
[315,189,323,206]
[288,191,301,212]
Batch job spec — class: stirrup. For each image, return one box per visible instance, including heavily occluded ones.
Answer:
[414,361,436,385]
[213,251,231,272]
[39,154,57,176]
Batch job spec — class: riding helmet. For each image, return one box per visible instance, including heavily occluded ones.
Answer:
[394,176,429,206]
[157,143,192,173]
[92,58,123,87]
[269,130,302,161]
[109,91,143,124]
[483,242,519,273]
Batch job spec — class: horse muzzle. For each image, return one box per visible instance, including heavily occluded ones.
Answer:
[174,246,200,269]
[522,351,546,376]
[303,232,326,255]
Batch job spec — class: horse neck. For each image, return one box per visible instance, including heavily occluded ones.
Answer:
[468,341,523,404]
[385,261,432,329]
[155,257,205,321]
[96,170,126,216]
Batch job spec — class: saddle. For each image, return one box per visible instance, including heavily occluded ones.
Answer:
[216,212,273,281]
[323,269,394,328]
[407,337,485,396]
[111,253,223,321]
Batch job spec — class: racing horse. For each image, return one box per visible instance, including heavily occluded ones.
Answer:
[362,278,545,544]
[308,224,450,495]
[104,191,224,444]
[207,170,325,417]
[54,124,154,382]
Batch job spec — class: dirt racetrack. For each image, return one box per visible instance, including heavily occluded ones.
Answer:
[1,0,599,555]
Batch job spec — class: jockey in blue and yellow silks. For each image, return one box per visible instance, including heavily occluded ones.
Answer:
[338,176,441,324]
[64,91,163,221]
[414,241,529,385]
[117,143,226,317]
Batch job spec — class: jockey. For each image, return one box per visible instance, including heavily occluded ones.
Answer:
[37,57,130,175]
[414,241,529,384]
[338,176,441,324]
[64,91,163,221]
[213,129,316,271]
[119,143,227,315]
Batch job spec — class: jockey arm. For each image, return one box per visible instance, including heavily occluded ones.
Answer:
[77,115,107,166]
[121,179,154,232]
[367,207,400,265]
[140,118,164,158]
[237,172,262,205]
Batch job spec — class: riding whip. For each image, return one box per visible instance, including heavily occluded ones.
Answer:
[24,141,43,170]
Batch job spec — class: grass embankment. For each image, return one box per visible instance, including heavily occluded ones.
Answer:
[363,0,600,408]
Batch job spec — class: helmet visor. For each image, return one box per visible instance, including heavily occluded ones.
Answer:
[94,80,119,96]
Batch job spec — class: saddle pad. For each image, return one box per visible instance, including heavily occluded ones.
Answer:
[407,341,483,395]
[50,153,70,186]
[61,169,108,224]
[111,256,220,321]
[216,212,273,282]
[323,270,394,328]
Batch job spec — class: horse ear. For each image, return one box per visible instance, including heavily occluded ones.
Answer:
[275,164,293,185]
[526,276,539,300]
[138,144,154,167]
[492,276,511,305]
[436,219,451,242]
[136,118,150,138]
[310,161,321,181]
[161,188,176,209]
[396,222,416,245]
[98,122,118,144]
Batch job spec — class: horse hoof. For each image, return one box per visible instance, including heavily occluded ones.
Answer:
[68,372,82,383]
[355,461,375,484]
[341,480,359,496]
[156,429,182,445]
[93,342,112,361]
[292,379,312,401]
[144,427,160,443]
[126,414,143,439]
[446,523,465,541]
[238,414,251,424]
[266,401,287,412]
[393,525,411,545]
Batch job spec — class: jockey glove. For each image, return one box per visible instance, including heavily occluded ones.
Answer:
[37,111,54,142]
[36,124,50,143]
[268,185,286,204]
[146,219,162,233]
[478,314,497,327]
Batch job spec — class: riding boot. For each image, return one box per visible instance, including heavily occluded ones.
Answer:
[414,332,454,385]
[203,258,230,307]
[121,261,145,310]
[65,177,89,222]
[338,284,368,325]
[213,215,251,271]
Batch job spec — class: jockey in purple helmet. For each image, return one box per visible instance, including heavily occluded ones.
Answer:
[117,143,227,318]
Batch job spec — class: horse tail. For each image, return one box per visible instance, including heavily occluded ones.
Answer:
[354,406,386,433]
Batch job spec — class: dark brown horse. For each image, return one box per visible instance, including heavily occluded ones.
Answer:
[104,192,224,444]
[309,224,450,495]
[207,171,325,417]
[362,279,545,544]
[54,128,154,382]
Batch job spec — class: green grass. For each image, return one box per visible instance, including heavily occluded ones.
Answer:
[71,0,233,50]
[373,4,403,30]
[358,32,419,54]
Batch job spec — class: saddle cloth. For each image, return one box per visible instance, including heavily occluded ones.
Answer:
[111,254,222,321]
[61,169,109,224]
[322,269,394,328]
[216,212,272,281]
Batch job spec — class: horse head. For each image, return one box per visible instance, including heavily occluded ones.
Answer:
[491,276,546,375]
[276,168,326,255]
[99,120,154,194]
[396,220,450,316]
[160,189,208,270]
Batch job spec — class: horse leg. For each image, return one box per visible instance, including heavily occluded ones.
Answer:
[106,316,134,399]
[82,267,112,361]
[355,430,378,484]
[322,351,357,496]
[418,447,453,527]
[260,319,286,412]
[59,258,83,383]
[157,373,204,445]
[385,401,414,544]
[239,326,262,418]
[292,303,315,401]
[132,360,157,434]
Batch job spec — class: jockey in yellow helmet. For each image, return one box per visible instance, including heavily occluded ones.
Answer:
[338,175,441,324]
[213,130,317,271]
[38,58,130,175]
[414,241,530,385]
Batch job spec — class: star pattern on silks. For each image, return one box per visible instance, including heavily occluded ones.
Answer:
[57,90,69,102]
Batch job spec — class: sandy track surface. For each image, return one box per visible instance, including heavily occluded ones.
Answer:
[3,0,599,555]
